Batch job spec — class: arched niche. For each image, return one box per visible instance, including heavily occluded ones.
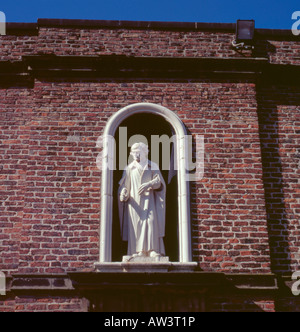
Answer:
[99,103,192,263]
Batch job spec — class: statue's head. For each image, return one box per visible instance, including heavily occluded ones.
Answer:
[130,142,149,163]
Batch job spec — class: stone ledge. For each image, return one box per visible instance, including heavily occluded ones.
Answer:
[94,261,198,273]
[1,56,299,86]
[1,272,283,294]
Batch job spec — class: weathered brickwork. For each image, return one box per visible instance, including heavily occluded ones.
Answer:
[1,23,300,65]
[1,81,272,274]
[0,295,85,312]
[0,20,299,311]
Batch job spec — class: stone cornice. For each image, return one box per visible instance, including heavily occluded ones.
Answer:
[0,55,299,87]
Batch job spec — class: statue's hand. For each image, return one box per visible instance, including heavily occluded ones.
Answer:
[120,188,128,202]
[138,182,151,196]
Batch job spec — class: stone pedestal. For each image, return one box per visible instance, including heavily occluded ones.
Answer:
[121,255,171,272]
[122,255,170,263]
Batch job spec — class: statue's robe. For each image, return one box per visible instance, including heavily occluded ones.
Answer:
[118,160,166,256]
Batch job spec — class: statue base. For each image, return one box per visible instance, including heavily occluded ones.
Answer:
[118,255,170,272]
[122,255,169,263]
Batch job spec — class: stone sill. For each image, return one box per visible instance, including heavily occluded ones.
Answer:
[94,261,198,273]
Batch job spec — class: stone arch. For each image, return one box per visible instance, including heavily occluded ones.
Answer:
[99,103,192,263]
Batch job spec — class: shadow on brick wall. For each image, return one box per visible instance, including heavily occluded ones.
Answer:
[256,82,300,311]
[256,82,300,278]
[253,39,276,60]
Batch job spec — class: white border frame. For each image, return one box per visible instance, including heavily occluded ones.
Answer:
[99,103,192,263]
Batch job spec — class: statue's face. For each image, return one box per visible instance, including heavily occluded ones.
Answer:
[131,148,141,163]
[130,143,148,163]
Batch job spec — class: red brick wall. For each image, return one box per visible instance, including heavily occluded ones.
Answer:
[0,21,300,311]
[1,80,273,274]
[1,23,300,274]
[0,88,31,271]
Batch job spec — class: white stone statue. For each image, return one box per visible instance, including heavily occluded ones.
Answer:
[118,142,166,259]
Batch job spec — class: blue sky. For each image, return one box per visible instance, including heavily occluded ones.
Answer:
[0,0,299,29]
